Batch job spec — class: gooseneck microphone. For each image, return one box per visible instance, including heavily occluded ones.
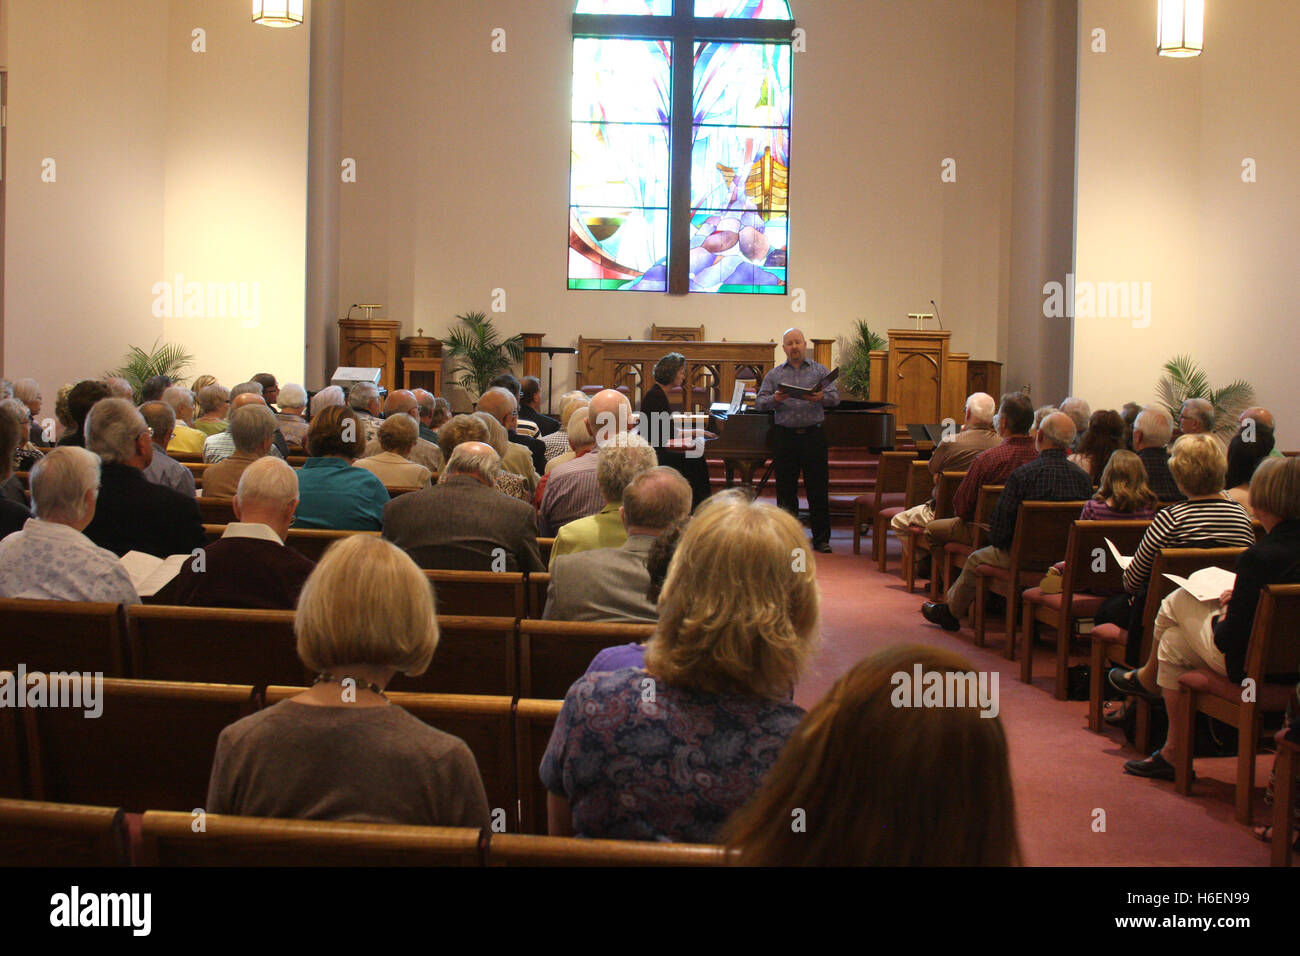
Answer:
[930,299,945,330]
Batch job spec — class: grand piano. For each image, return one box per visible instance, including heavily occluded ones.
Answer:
[705,400,896,489]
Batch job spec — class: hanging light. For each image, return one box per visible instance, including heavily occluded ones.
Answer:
[252,1,304,28]
[1157,0,1204,57]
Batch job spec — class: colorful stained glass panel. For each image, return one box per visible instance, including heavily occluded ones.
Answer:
[691,125,788,213]
[688,210,786,293]
[573,38,671,124]
[569,207,670,291]
[694,0,792,19]
[693,42,791,130]
[572,121,671,208]
[575,0,673,14]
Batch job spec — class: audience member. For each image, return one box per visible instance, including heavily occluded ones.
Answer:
[52,384,77,442]
[478,386,544,484]
[723,644,1021,865]
[139,401,197,497]
[161,386,207,456]
[12,378,45,446]
[0,447,139,602]
[1224,424,1275,516]
[1111,456,1300,781]
[1131,405,1184,503]
[293,406,388,531]
[540,492,817,843]
[140,375,172,403]
[2,399,43,473]
[190,374,219,397]
[80,399,205,558]
[539,388,634,535]
[1120,401,1143,449]
[171,457,316,610]
[383,441,543,572]
[1058,397,1091,450]
[1177,398,1215,437]
[309,384,345,418]
[274,383,311,452]
[0,412,30,539]
[410,388,440,443]
[549,434,656,569]
[56,379,111,448]
[354,414,432,488]
[346,382,385,446]
[922,393,1037,557]
[1031,404,1058,438]
[1079,450,1158,521]
[641,352,712,510]
[194,384,232,436]
[473,411,531,501]
[206,534,490,827]
[102,377,133,401]
[543,404,592,476]
[1239,406,1285,459]
[203,404,278,498]
[891,392,998,576]
[203,390,286,464]
[545,466,691,623]
[437,413,525,502]
[250,373,280,409]
[1070,409,1126,482]
[1095,433,1256,666]
[543,392,589,464]
[922,412,1092,631]
[519,375,560,437]
[361,389,442,473]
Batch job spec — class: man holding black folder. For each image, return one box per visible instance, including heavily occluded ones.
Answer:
[755,328,840,553]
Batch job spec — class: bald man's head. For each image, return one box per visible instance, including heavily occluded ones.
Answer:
[781,328,807,366]
[1037,412,1077,450]
[1239,406,1275,431]
[230,392,267,415]
[588,389,633,444]
[384,389,418,417]
[476,387,518,428]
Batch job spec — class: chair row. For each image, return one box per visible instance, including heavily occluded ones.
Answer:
[0,599,654,699]
[0,674,571,835]
[0,798,730,867]
[200,524,555,566]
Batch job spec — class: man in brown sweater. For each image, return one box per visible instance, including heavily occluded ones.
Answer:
[171,456,314,609]
[201,404,277,499]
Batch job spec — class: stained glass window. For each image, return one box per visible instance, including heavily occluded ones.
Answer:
[570,0,794,294]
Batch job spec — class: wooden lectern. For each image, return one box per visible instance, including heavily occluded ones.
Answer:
[339,319,401,392]
[882,330,963,440]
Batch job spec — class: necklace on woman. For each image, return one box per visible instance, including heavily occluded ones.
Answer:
[313,672,387,700]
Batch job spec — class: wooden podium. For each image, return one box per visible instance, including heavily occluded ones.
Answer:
[339,319,401,391]
[878,330,964,440]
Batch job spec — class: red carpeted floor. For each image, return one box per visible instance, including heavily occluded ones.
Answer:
[794,524,1277,866]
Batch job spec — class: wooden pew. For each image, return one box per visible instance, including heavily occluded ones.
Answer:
[263,686,517,831]
[387,616,518,697]
[527,572,550,618]
[425,570,526,619]
[515,698,563,835]
[285,528,380,562]
[536,537,555,565]
[0,799,128,866]
[19,676,256,813]
[139,811,483,866]
[0,598,128,677]
[197,496,238,524]
[486,832,729,867]
[1173,584,1300,824]
[126,605,304,686]
[518,620,655,699]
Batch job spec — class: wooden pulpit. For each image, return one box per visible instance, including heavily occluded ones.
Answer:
[339,319,401,391]
[883,330,967,440]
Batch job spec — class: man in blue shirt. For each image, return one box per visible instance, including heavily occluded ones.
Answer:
[754,328,840,552]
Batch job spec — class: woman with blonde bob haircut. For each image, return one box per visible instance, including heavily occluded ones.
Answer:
[724,644,1022,866]
[540,491,819,843]
[206,535,490,827]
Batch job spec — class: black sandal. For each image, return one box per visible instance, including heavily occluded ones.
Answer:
[1254,825,1300,850]
[1107,667,1162,702]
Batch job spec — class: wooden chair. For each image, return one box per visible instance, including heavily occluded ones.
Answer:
[895,470,964,595]
[126,605,303,686]
[388,616,518,697]
[1272,732,1298,867]
[425,570,526,619]
[852,451,915,555]
[526,573,550,618]
[20,676,256,813]
[265,686,517,830]
[1173,584,1300,824]
[0,799,128,866]
[875,459,930,572]
[938,484,1003,600]
[139,811,484,866]
[972,501,1088,653]
[0,599,128,677]
[537,537,555,565]
[518,620,655,699]
[197,496,238,524]
[515,698,563,835]
[1086,548,1247,745]
[1020,519,1151,698]
[486,832,729,867]
[285,528,380,562]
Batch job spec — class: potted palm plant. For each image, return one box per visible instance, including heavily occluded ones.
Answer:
[838,320,888,400]
[443,311,525,403]
[106,339,195,401]
[1155,355,1254,440]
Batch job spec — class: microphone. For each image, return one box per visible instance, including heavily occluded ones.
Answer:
[930,299,945,330]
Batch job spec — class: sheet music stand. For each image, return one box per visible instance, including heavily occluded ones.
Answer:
[523,345,579,414]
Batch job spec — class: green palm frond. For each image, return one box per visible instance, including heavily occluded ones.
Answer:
[838,319,886,398]
[443,311,524,399]
[106,339,195,400]
[1154,356,1255,438]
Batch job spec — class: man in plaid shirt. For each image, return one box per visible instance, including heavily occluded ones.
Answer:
[922,412,1093,631]
[921,393,1038,556]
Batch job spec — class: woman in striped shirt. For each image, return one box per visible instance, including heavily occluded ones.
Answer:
[1096,434,1256,668]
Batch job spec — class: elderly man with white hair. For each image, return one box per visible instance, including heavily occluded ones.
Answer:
[203,404,279,498]
[548,433,657,569]
[161,386,207,456]
[171,457,316,610]
[1059,397,1091,451]
[922,412,1093,632]
[81,398,206,558]
[309,384,346,418]
[382,440,544,572]
[139,400,197,497]
[11,378,46,447]
[1131,404,1185,502]
[274,383,311,452]
[347,382,386,446]
[1177,398,1215,438]
[543,392,589,465]
[889,392,999,573]
[203,389,287,464]
[0,446,139,603]
[539,388,634,535]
